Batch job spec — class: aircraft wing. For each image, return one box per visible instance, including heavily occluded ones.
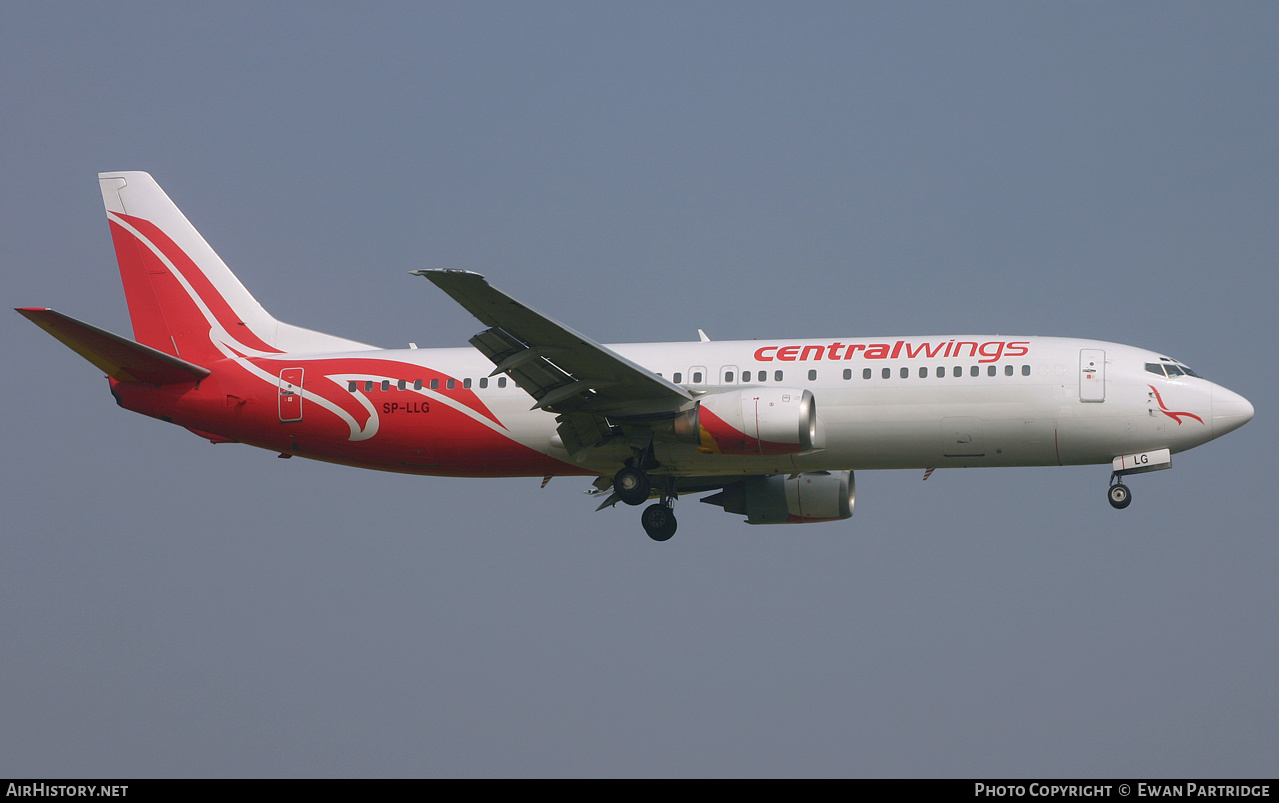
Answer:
[415,270,692,449]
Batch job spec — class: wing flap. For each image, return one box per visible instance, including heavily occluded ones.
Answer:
[17,308,211,385]
[414,270,691,415]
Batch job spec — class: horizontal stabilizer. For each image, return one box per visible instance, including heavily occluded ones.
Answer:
[16,307,211,385]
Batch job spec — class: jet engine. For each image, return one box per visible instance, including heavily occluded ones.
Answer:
[700,470,855,524]
[672,388,817,456]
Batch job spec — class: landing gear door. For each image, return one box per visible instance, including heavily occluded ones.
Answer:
[1080,349,1105,403]
[279,367,304,422]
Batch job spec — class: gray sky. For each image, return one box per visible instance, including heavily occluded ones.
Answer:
[2,2,1276,777]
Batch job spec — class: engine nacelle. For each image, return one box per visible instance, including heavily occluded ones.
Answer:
[701,471,855,525]
[678,388,816,456]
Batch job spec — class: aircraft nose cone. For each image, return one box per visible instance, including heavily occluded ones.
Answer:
[1211,385,1254,438]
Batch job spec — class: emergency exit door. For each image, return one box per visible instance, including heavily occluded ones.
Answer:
[1079,349,1105,403]
[279,368,304,422]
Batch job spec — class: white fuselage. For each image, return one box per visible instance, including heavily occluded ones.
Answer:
[308,334,1248,478]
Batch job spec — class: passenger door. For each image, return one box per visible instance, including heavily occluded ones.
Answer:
[1079,349,1105,402]
[279,368,304,422]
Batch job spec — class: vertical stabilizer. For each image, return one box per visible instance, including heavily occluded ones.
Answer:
[98,172,371,362]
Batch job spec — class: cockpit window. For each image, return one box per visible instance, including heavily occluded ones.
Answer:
[1151,358,1202,379]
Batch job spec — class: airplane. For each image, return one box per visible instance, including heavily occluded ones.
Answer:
[17,172,1255,541]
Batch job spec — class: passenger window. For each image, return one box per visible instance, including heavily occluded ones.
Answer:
[381,380,390,391]
[775,370,783,382]
[692,371,703,383]
[725,371,734,383]
[843,369,852,380]
[919,367,928,378]
[808,369,817,381]
[953,366,962,378]
[900,367,909,379]
[882,368,891,379]
[414,379,423,390]
[987,366,996,377]
[1004,365,1013,376]
[429,379,439,390]
[398,379,406,390]
[463,378,472,389]
[348,381,358,392]
[498,377,507,388]
[970,366,979,377]
[365,381,374,392]
[1021,365,1030,376]
[863,368,872,380]
[673,372,683,383]
[937,366,946,378]
[446,379,456,389]
[479,377,488,389]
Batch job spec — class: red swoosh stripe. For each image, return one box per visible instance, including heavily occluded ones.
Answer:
[1148,385,1204,425]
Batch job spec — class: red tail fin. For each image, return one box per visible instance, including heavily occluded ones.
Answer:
[98,172,371,363]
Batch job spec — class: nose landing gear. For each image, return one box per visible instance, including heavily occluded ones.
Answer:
[1107,473,1132,509]
[1105,449,1174,510]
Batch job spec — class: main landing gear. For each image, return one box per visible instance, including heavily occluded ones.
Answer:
[1107,474,1132,510]
[612,456,678,541]
[641,502,677,541]
[612,465,650,506]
